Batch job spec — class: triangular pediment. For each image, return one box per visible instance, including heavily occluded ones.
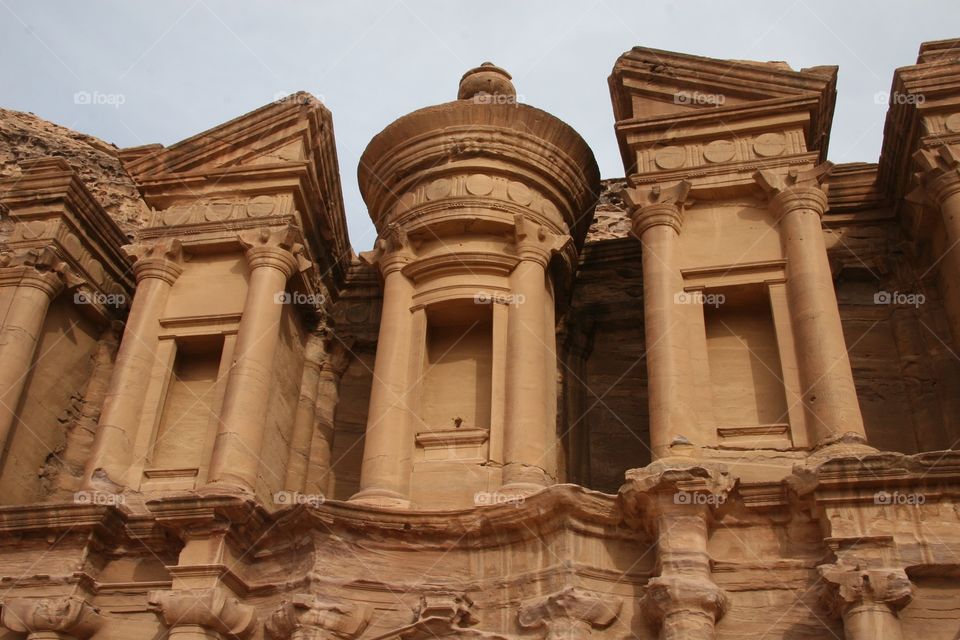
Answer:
[610,46,837,122]
[120,92,324,179]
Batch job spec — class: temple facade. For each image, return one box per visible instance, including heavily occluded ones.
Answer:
[0,40,959,639]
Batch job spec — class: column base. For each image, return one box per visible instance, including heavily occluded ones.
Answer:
[500,463,551,499]
[349,487,411,510]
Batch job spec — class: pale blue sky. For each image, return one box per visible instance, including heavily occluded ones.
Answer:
[2,1,957,250]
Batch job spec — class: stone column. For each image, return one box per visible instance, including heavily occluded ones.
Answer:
[0,247,73,460]
[755,165,866,445]
[620,455,733,639]
[819,565,913,640]
[207,227,305,494]
[622,182,697,459]
[353,228,416,508]
[501,215,560,494]
[83,238,183,489]
[914,144,960,349]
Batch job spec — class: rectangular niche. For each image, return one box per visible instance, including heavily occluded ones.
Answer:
[418,300,493,461]
[146,334,225,487]
[704,283,791,447]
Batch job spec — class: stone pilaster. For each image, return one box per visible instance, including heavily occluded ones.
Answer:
[0,595,104,640]
[207,225,309,494]
[621,181,697,459]
[754,164,866,447]
[0,246,80,460]
[620,455,733,639]
[517,587,621,639]
[913,144,960,350]
[83,237,184,490]
[284,331,326,493]
[305,337,352,496]
[819,565,913,640]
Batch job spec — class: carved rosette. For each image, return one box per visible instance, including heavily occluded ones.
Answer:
[620,180,691,237]
[0,595,104,639]
[517,587,621,639]
[264,594,370,640]
[148,587,257,639]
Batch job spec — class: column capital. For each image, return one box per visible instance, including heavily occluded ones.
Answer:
[124,237,185,285]
[818,564,913,618]
[754,163,832,219]
[518,587,621,639]
[621,180,691,237]
[239,225,312,279]
[511,213,573,266]
[913,143,960,204]
[0,245,82,297]
[265,593,370,639]
[619,457,734,530]
[0,595,104,639]
[148,587,257,639]
[359,223,416,275]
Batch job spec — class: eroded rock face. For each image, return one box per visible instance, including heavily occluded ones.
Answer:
[0,108,147,233]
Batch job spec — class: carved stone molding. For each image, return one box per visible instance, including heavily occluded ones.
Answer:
[265,593,370,640]
[0,595,104,639]
[148,587,257,639]
[359,223,416,275]
[517,587,621,639]
[620,180,691,237]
